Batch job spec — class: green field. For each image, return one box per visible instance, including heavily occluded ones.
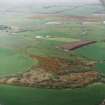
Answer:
[0,84,105,105]
[0,2,105,105]
[0,48,36,76]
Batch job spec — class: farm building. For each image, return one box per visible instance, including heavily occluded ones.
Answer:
[59,40,96,51]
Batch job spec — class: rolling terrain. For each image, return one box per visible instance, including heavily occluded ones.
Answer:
[0,1,105,105]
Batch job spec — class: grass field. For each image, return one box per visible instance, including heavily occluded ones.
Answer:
[0,2,105,105]
[0,84,105,105]
[0,48,36,76]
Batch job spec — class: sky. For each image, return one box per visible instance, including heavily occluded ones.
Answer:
[0,0,100,4]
